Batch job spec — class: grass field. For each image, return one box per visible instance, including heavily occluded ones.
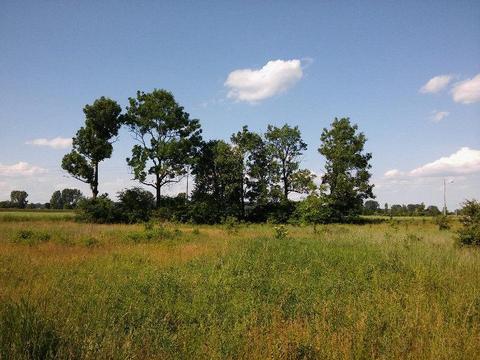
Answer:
[0,213,479,359]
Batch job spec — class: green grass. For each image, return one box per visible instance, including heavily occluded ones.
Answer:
[0,218,479,359]
[0,210,75,222]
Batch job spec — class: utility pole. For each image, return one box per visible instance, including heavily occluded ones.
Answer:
[443,178,447,216]
[443,178,454,216]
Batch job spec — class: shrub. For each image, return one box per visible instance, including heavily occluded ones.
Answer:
[117,187,155,223]
[82,236,100,248]
[435,215,450,230]
[274,225,288,240]
[76,195,120,223]
[15,229,51,245]
[458,199,480,246]
[223,216,239,234]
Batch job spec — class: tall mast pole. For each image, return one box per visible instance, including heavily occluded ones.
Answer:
[443,178,447,216]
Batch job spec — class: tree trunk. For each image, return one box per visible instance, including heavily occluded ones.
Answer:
[92,162,99,199]
[156,174,161,208]
[240,175,245,219]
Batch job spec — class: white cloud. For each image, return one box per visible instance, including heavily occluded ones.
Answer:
[410,147,480,177]
[419,74,453,94]
[26,137,72,149]
[430,110,449,123]
[0,162,47,177]
[225,59,303,103]
[451,73,480,104]
[384,169,404,178]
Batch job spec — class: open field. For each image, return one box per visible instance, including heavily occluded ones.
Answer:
[0,215,479,359]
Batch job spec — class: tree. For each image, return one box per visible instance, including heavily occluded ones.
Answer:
[62,97,122,198]
[295,192,332,230]
[10,191,28,208]
[458,199,480,246]
[426,205,441,216]
[49,190,63,209]
[231,126,273,216]
[50,189,83,209]
[125,89,202,207]
[61,189,84,209]
[318,118,374,222]
[363,200,379,214]
[265,124,314,200]
[191,140,243,223]
[117,187,155,223]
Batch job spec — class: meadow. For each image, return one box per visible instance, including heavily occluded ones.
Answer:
[0,212,479,359]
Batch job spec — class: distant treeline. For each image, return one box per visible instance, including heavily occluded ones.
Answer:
[362,200,449,217]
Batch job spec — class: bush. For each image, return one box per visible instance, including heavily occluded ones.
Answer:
[435,215,451,230]
[15,229,51,245]
[223,216,239,234]
[274,225,288,240]
[117,187,155,223]
[76,195,120,223]
[458,199,480,246]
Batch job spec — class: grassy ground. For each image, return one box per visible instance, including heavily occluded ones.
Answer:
[0,215,479,359]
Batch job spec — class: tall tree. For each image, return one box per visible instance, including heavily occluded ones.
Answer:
[191,140,243,222]
[10,190,28,208]
[62,97,122,199]
[49,190,63,209]
[265,124,314,199]
[61,188,84,209]
[125,89,202,207]
[318,117,374,222]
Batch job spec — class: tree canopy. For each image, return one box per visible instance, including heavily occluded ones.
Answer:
[62,97,122,198]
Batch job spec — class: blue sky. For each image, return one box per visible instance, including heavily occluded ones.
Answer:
[1,0,479,208]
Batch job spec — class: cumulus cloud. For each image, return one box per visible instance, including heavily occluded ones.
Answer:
[26,137,72,149]
[430,110,449,123]
[451,73,480,104]
[419,74,452,94]
[0,162,47,177]
[225,59,303,103]
[410,147,480,177]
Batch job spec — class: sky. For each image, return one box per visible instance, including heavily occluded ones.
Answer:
[0,0,479,209]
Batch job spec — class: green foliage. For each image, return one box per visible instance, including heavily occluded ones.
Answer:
[117,187,155,223]
[62,97,122,198]
[49,189,83,209]
[82,236,100,248]
[10,190,28,209]
[435,215,450,231]
[318,118,374,222]
[295,193,332,225]
[457,199,480,246]
[75,195,119,223]
[273,224,288,240]
[15,229,51,245]
[223,216,239,234]
[191,140,243,222]
[125,89,202,206]
[265,124,314,199]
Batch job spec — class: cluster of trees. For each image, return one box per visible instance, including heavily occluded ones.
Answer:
[363,201,444,216]
[0,191,30,209]
[60,89,374,224]
[0,189,85,210]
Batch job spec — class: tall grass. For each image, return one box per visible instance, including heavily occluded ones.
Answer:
[0,218,479,359]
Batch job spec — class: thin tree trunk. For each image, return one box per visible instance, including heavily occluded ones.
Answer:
[92,162,99,199]
[156,174,161,208]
